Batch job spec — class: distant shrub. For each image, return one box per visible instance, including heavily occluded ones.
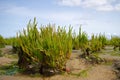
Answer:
[72,28,106,64]
[0,50,3,57]
[0,35,5,48]
[72,27,88,50]
[5,37,16,45]
[110,36,120,51]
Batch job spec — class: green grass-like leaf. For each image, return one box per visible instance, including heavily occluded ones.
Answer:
[70,69,88,77]
[0,63,20,76]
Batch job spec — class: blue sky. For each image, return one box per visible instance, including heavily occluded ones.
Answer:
[0,0,120,38]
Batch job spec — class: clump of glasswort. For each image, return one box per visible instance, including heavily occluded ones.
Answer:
[16,18,72,75]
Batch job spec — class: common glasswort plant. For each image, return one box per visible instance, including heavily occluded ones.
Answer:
[17,18,73,74]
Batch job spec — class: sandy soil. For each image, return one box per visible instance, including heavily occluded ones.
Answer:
[0,57,16,66]
[0,46,17,66]
[0,46,119,80]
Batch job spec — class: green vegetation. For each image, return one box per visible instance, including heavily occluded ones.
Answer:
[72,27,88,51]
[0,50,3,57]
[72,27,90,57]
[0,63,20,75]
[0,35,5,48]
[5,37,15,45]
[90,34,107,53]
[103,61,113,66]
[110,51,120,56]
[72,28,107,64]
[4,54,18,59]
[4,37,19,53]
[70,70,87,77]
[110,36,120,51]
[1,18,119,76]
[69,68,90,77]
[85,34,107,64]
[17,18,72,74]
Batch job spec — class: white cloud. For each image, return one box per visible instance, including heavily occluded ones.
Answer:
[3,5,92,35]
[58,0,82,6]
[4,5,89,26]
[82,0,108,7]
[57,0,120,11]
[115,4,120,11]
[96,5,114,11]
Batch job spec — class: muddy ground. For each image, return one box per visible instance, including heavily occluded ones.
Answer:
[0,46,120,80]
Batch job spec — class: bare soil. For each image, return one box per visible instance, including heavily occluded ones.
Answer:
[0,46,120,80]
